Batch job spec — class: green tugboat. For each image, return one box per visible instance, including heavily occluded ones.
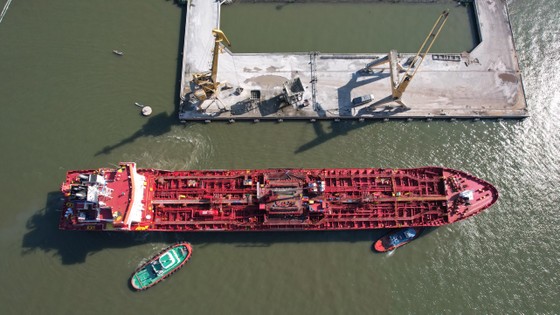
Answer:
[130,243,192,291]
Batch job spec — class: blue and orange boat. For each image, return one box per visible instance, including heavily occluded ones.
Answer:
[373,227,424,252]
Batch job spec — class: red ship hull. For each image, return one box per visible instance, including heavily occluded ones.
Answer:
[59,163,498,232]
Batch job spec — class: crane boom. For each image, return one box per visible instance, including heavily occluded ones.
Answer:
[210,29,231,89]
[392,10,449,101]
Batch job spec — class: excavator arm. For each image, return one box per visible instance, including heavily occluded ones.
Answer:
[192,29,232,101]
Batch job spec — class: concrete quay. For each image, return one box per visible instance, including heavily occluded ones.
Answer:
[178,0,528,122]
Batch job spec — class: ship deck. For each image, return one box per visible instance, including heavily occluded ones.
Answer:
[145,167,496,231]
[60,164,498,232]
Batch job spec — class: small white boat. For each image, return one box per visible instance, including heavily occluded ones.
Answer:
[112,50,124,56]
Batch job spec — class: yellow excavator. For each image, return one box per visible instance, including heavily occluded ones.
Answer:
[192,29,232,101]
[364,10,449,107]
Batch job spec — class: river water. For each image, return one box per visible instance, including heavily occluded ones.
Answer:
[0,0,558,314]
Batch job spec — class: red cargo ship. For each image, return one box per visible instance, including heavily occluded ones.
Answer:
[59,163,498,232]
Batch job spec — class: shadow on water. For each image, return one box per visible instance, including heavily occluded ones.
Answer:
[95,112,176,156]
[174,4,187,108]
[295,120,372,154]
[21,192,152,264]
[296,72,410,154]
[23,192,429,264]
[294,102,412,154]
[464,1,481,52]
[178,228,387,250]
[273,0,297,11]
[95,2,188,156]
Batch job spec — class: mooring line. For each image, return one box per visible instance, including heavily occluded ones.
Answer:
[0,0,14,24]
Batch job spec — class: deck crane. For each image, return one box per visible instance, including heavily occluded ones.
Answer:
[192,29,231,101]
[363,10,449,107]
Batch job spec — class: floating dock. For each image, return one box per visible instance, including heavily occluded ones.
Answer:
[178,0,527,122]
